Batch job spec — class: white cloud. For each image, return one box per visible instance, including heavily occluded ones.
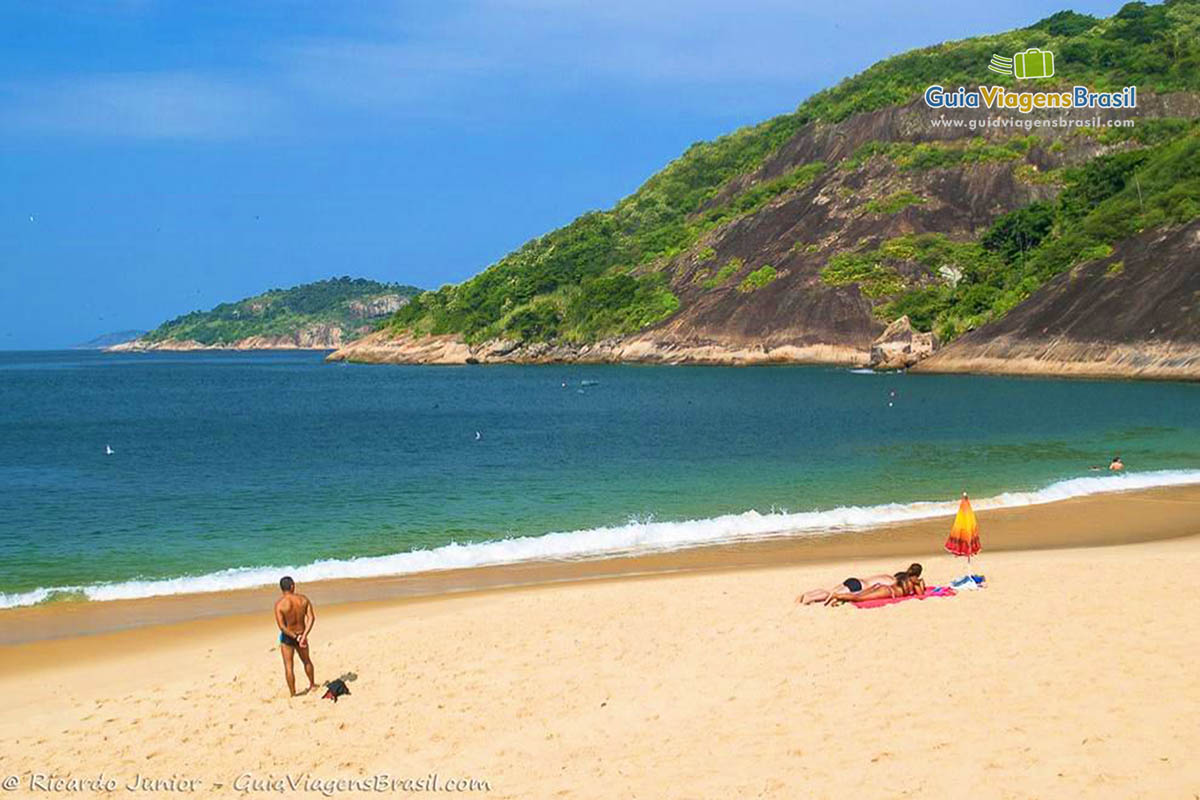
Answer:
[267,0,846,122]
[3,0,1104,140]
[283,0,836,94]
[0,71,282,140]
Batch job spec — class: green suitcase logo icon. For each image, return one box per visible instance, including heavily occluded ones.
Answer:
[988,48,1055,79]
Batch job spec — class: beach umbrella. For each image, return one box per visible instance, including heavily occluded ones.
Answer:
[945,492,981,560]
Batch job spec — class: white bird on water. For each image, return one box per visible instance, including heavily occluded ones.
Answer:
[474,431,482,441]
[105,444,114,455]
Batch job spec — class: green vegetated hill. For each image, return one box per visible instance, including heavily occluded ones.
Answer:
[831,121,1200,338]
[346,1,1200,372]
[139,277,422,348]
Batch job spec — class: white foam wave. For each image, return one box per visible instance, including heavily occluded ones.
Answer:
[3,469,1198,609]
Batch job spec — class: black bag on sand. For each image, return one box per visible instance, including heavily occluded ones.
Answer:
[322,679,351,702]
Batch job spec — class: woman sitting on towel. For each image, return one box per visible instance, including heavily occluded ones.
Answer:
[823,572,918,606]
[796,563,923,605]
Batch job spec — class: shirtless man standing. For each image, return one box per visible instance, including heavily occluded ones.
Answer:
[274,576,316,697]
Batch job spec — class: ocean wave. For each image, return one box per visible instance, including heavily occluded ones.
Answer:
[3,468,1199,609]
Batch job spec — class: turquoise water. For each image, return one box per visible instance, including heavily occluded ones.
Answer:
[1,350,1198,606]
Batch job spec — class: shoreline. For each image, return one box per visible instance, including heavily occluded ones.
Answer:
[324,329,1200,383]
[3,482,1198,647]
[913,339,1200,382]
[104,342,338,352]
[326,333,870,367]
[95,338,1200,383]
[2,503,1199,797]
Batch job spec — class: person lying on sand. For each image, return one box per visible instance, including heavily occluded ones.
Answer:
[822,572,919,607]
[796,563,923,605]
[274,575,317,697]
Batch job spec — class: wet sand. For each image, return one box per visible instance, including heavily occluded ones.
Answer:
[2,483,1198,646]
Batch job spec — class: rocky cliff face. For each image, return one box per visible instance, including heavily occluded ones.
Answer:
[112,323,365,352]
[347,294,409,319]
[915,220,1200,380]
[331,92,1198,375]
[326,331,866,366]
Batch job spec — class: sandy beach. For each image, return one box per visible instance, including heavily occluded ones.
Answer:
[2,486,1199,799]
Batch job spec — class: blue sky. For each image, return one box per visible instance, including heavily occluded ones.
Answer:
[1,0,1124,348]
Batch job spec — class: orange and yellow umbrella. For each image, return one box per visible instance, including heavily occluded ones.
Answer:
[945,492,981,558]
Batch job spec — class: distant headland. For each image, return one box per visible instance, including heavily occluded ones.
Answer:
[111,277,422,352]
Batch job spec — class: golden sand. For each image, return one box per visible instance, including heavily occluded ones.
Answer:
[0,486,1198,798]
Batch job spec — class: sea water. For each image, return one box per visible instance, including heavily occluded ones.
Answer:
[1,350,1197,608]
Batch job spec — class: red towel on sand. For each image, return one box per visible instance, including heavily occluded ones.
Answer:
[852,586,956,609]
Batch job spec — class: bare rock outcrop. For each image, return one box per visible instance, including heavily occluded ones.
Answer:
[326,331,868,366]
[868,316,938,370]
[347,294,410,319]
[915,221,1200,381]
